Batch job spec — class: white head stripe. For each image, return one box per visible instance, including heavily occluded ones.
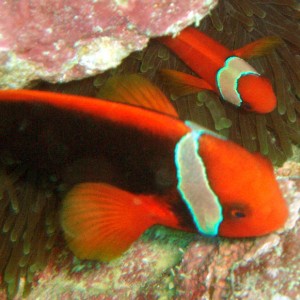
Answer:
[216,56,260,106]
[174,121,223,236]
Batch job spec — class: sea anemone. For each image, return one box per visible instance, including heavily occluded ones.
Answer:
[0,158,60,299]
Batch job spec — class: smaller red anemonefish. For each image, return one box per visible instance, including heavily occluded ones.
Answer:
[0,75,288,262]
[158,27,281,113]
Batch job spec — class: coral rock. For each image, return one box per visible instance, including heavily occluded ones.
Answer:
[0,0,217,89]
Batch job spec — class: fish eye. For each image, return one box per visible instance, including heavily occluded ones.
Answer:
[241,102,252,111]
[230,209,246,218]
[223,203,249,220]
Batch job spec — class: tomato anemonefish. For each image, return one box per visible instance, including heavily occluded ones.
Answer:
[158,27,281,113]
[0,74,288,262]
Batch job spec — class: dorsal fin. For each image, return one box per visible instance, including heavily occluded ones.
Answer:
[97,74,179,118]
[233,36,282,59]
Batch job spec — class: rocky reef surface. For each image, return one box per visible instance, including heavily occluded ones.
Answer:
[0,0,217,89]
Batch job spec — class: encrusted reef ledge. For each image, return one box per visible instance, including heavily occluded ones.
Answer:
[0,0,217,89]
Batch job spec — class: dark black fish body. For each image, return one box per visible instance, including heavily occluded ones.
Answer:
[1,100,180,195]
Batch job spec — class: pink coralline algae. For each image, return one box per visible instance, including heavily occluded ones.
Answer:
[0,0,217,89]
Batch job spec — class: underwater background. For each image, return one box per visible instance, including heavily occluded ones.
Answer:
[0,0,299,299]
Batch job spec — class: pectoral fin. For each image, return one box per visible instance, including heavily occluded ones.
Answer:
[160,69,214,99]
[60,182,179,262]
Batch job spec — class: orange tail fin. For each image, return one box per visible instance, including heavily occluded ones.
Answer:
[60,183,180,261]
[160,69,214,99]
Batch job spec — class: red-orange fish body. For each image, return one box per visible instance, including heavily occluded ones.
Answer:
[0,74,288,262]
[158,27,281,113]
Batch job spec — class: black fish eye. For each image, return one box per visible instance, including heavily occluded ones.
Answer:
[231,209,246,218]
[241,102,252,111]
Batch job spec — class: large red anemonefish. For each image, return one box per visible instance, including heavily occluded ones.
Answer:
[0,74,288,262]
[158,27,281,113]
